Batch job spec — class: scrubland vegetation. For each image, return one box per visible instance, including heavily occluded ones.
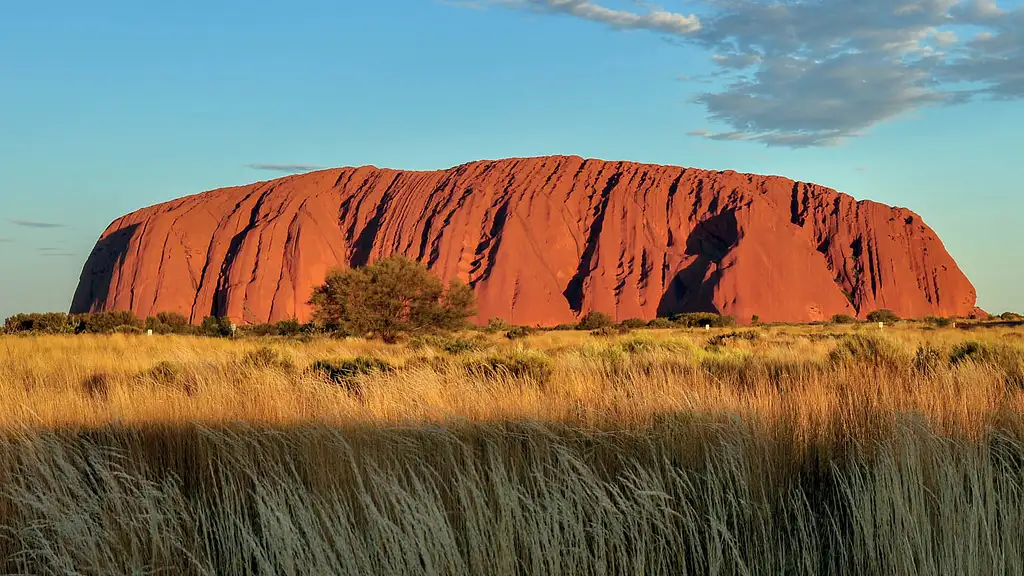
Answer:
[0,320,1022,574]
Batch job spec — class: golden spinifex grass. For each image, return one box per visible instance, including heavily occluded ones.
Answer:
[0,325,1022,574]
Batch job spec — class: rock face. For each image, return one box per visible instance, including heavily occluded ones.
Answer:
[72,156,980,325]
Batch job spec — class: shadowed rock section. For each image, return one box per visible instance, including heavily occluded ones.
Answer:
[71,156,981,325]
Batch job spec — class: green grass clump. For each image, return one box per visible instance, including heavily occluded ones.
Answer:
[240,346,295,371]
[467,350,554,384]
[312,357,394,391]
[829,333,912,371]
[951,341,1024,386]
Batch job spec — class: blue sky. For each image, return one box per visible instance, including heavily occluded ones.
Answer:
[1,0,1021,320]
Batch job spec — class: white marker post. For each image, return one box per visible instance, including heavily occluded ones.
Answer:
[147,329,153,337]
[878,322,885,330]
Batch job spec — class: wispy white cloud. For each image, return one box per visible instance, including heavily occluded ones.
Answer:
[460,0,1024,147]
[500,0,701,34]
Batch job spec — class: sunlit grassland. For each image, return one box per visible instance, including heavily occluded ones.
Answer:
[0,324,1022,574]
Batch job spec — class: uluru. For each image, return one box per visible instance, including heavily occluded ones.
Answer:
[71,156,980,326]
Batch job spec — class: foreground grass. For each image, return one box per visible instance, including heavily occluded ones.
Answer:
[0,325,1023,574]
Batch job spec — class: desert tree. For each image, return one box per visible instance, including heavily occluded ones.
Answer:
[309,255,475,342]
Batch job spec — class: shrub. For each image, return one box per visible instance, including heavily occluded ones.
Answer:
[552,323,578,331]
[616,336,692,355]
[751,315,761,325]
[829,334,912,370]
[830,314,858,325]
[311,357,394,395]
[577,312,614,331]
[950,342,1024,385]
[484,318,510,333]
[240,347,295,371]
[646,318,674,329]
[999,312,1023,322]
[310,256,476,342]
[3,313,78,334]
[145,312,194,335]
[591,325,631,337]
[913,344,945,375]
[76,311,142,334]
[866,309,901,324]
[672,312,735,328]
[200,316,235,338]
[442,337,485,354]
[619,318,648,330]
[707,330,762,348]
[467,351,553,384]
[924,316,954,328]
[504,326,533,340]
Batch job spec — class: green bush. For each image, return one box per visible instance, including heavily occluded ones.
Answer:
[671,312,735,328]
[950,341,1024,385]
[646,318,675,329]
[999,312,1023,322]
[551,323,579,331]
[466,351,553,384]
[924,316,954,328]
[829,334,911,370]
[3,313,78,334]
[77,311,143,334]
[311,357,394,388]
[504,326,534,340]
[310,255,476,342]
[484,318,510,333]
[619,318,648,330]
[591,325,631,337]
[145,312,194,335]
[866,309,901,324]
[200,316,235,338]
[829,314,858,325]
[240,347,295,371]
[707,330,762,348]
[577,312,614,331]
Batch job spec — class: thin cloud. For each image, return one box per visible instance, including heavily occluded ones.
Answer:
[469,0,1024,147]
[247,163,327,173]
[502,0,701,34]
[38,252,76,257]
[8,219,66,229]
[0,237,13,244]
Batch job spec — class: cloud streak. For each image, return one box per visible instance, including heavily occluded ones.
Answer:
[504,0,701,34]
[7,219,66,229]
[247,163,327,173]
[467,0,1024,147]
